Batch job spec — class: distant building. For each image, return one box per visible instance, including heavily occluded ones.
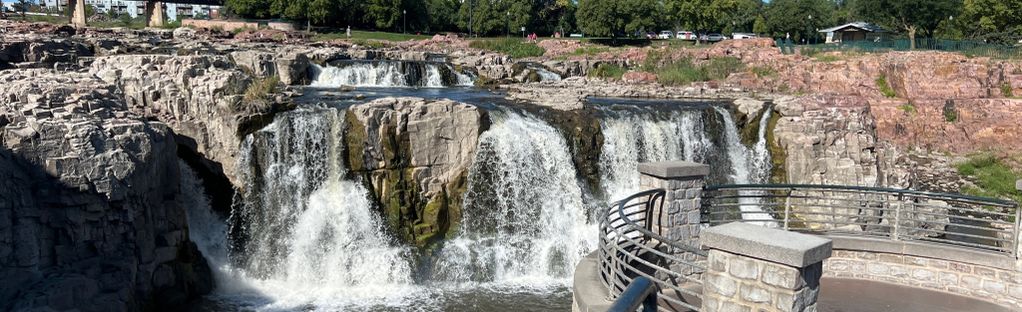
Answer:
[41,0,220,21]
[818,22,887,44]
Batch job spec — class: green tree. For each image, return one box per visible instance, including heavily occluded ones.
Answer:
[367,0,402,30]
[959,0,1022,43]
[224,0,274,18]
[576,0,622,37]
[14,0,32,19]
[668,0,758,42]
[854,0,961,48]
[763,0,833,43]
[426,0,459,32]
[459,0,506,36]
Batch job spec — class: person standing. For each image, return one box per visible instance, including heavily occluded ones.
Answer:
[346,26,351,38]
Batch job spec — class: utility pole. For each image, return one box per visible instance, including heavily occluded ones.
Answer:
[403,9,406,34]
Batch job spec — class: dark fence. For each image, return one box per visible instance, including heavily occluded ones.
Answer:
[777,39,1022,59]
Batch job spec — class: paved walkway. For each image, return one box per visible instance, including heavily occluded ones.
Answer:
[818,278,1013,312]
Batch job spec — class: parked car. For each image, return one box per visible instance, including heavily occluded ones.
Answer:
[658,31,674,39]
[646,32,658,39]
[701,33,726,42]
[733,33,758,40]
[676,31,696,41]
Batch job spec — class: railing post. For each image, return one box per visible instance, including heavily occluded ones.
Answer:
[700,223,832,312]
[783,188,793,231]
[638,161,709,276]
[891,193,903,241]
[1015,180,1021,264]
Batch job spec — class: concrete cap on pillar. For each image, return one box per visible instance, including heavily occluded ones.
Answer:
[638,161,709,179]
[701,222,832,268]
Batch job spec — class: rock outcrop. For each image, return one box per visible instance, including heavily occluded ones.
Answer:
[346,97,487,246]
[0,69,211,311]
[89,55,293,187]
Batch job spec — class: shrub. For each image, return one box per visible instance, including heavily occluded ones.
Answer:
[469,38,546,59]
[943,100,958,123]
[898,102,916,114]
[589,63,627,79]
[573,46,611,56]
[876,74,897,98]
[1001,83,1014,98]
[243,76,280,102]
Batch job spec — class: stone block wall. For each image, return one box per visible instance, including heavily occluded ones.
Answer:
[825,250,1022,308]
[703,249,824,312]
[181,19,260,32]
[700,222,832,312]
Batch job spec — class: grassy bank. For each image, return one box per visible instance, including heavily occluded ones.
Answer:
[956,154,1022,204]
[468,38,545,58]
[312,30,431,42]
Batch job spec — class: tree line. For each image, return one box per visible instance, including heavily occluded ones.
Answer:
[223,0,1022,44]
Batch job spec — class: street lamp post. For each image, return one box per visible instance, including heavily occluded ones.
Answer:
[808,14,813,45]
[403,9,406,34]
[506,11,510,38]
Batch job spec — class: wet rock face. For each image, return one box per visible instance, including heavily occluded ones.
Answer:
[346,97,487,246]
[0,70,211,311]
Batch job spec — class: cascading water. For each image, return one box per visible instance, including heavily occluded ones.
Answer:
[751,107,774,181]
[599,110,711,201]
[217,108,418,310]
[714,106,777,227]
[431,111,596,287]
[310,61,471,88]
[535,68,562,82]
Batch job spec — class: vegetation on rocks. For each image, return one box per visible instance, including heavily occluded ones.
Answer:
[243,75,280,102]
[469,39,546,59]
[876,74,897,98]
[589,63,627,79]
[956,154,1022,204]
[652,56,745,86]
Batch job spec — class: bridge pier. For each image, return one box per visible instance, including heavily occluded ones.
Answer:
[146,1,166,28]
[71,0,87,28]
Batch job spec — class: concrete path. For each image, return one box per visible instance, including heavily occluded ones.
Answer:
[818,278,1013,312]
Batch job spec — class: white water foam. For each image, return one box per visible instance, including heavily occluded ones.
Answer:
[309,62,452,88]
[714,107,777,227]
[432,111,596,288]
[599,111,710,201]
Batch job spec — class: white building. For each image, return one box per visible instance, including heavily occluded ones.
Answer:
[43,0,219,21]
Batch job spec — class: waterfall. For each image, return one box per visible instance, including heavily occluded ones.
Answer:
[535,68,562,82]
[431,111,595,286]
[751,107,774,183]
[223,108,418,309]
[714,107,776,227]
[455,71,476,87]
[599,111,710,201]
[309,61,459,88]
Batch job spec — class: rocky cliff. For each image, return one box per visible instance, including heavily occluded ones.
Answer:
[0,69,211,311]
[345,97,487,246]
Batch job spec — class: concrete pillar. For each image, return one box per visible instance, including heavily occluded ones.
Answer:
[700,222,832,312]
[638,161,708,275]
[71,0,87,28]
[147,1,165,28]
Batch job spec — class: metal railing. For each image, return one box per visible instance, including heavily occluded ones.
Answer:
[608,276,659,312]
[702,184,1021,257]
[599,189,706,312]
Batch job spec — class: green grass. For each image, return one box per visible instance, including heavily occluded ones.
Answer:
[956,154,1022,205]
[312,30,430,42]
[572,46,611,56]
[751,66,777,78]
[589,63,627,80]
[651,56,744,86]
[876,74,897,98]
[469,38,546,59]
[898,102,916,114]
[243,76,280,103]
[814,54,843,63]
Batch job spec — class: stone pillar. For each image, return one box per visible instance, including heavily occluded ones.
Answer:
[700,222,832,312]
[638,161,708,250]
[147,1,166,28]
[71,0,87,28]
[638,161,708,278]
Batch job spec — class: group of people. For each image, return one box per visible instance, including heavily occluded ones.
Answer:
[526,32,538,42]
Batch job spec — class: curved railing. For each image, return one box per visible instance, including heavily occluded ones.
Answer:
[598,189,706,312]
[702,184,1021,257]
